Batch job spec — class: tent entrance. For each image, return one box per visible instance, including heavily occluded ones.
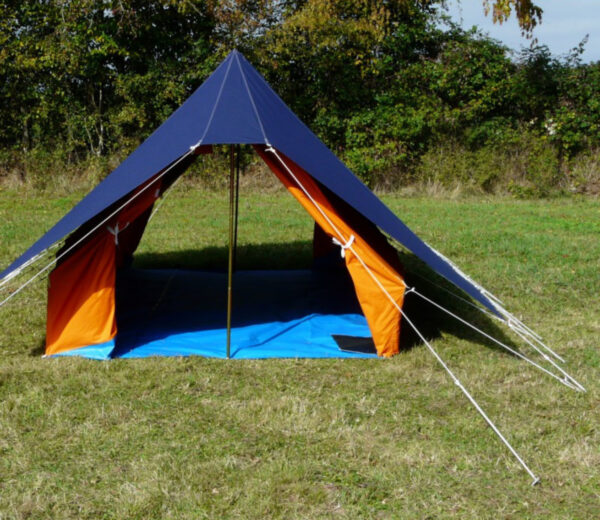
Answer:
[48,143,406,359]
[108,266,376,359]
[102,144,380,360]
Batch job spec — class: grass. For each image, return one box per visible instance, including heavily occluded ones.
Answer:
[0,184,598,519]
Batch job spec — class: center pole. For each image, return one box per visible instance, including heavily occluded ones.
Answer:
[226,144,236,359]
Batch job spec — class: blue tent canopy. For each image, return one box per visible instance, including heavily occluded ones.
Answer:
[0,50,498,314]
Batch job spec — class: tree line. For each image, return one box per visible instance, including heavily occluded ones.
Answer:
[1,1,598,194]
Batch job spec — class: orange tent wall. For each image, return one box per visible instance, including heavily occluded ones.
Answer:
[43,150,213,356]
[46,231,117,355]
[255,146,406,357]
[45,175,166,355]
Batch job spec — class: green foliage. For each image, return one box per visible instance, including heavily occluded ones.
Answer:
[549,61,600,158]
[0,1,215,161]
[0,1,599,195]
[415,131,564,196]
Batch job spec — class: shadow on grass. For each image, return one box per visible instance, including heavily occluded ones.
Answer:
[398,250,519,355]
[134,240,314,272]
[128,240,520,357]
[31,341,45,357]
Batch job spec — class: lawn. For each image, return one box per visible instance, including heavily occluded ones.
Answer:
[0,184,598,519]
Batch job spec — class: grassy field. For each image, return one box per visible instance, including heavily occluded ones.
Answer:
[0,184,598,519]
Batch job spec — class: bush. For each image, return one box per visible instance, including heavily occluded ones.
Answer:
[414,131,564,197]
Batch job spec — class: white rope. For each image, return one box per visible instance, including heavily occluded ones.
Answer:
[345,249,541,484]
[0,149,194,310]
[510,326,585,392]
[265,147,355,253]
[498,311,564,363]
[332,235,355,258]
[425,238,500,300]
[389,235,579,391]
[409,289,582,391]
[508,316,544,342]
[387,228,566,365]
[421,236,566,362]
[352,255,542,483]
[380,238,580,390]
[511,324,564,364]
[401,308,540,486]
[265,146,540,484]
[387,250,548,340]
[406,269,502,320]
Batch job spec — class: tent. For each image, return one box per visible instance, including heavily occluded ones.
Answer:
[0,49,512,359]
[0,50,584,483]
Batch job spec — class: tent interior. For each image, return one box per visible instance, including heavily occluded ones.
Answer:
[111,267,375,360]
[48,145,415,360]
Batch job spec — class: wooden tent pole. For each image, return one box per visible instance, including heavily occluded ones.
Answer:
[233,144,241,268]
[226,144,236,359]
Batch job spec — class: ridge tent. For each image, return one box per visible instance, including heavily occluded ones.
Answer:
[0,50,584,483]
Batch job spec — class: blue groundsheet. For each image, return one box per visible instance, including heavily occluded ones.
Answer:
[57,268,377,360]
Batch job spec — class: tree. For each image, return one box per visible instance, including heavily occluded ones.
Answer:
[483,0,543,36]
[0,0,215,161]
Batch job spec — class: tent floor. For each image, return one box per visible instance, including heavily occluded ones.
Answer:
[59,268,378,359]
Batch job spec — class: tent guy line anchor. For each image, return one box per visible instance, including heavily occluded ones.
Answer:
[266,145,540,485]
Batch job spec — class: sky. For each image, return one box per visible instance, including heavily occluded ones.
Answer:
[444,1,599,63]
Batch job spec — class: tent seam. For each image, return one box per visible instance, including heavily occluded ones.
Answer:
[198,54,235,145]
[235,53,269,144]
